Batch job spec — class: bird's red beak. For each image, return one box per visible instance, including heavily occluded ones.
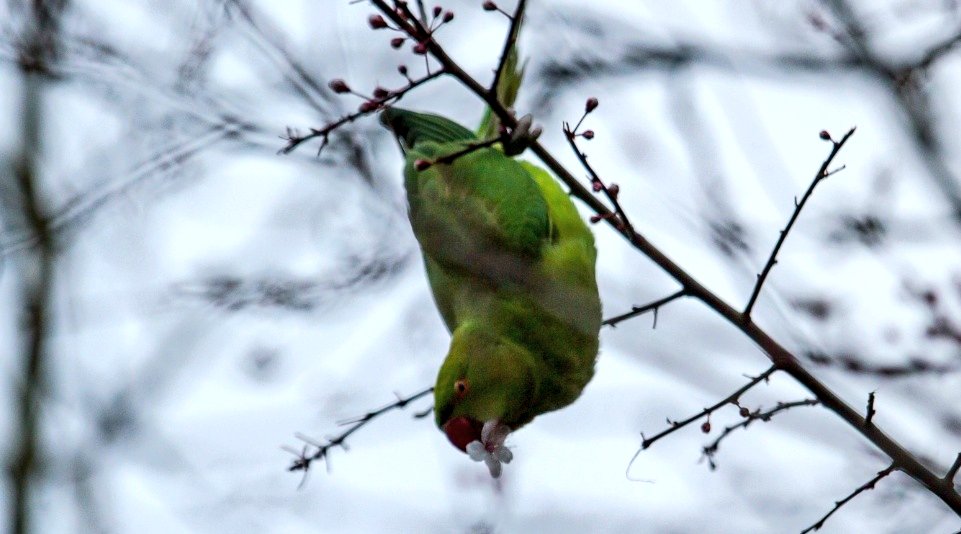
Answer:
[442,416,483,452]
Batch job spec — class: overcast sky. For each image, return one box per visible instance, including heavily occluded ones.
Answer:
[2,0,961,532]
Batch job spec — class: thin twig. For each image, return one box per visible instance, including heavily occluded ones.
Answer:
[743,128,856,317]
[701,399,820,470]
[287,387,433,477]
[563,122,635,235]
[800,464,897,533]
[430,136,501,165]
[865,391,877,425]
[945,453,961,487]
[637,367,777,451]
[280,68,445,155]
[602,288,689,328]
[489,0,526,97]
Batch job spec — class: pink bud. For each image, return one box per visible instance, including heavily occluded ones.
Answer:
[483,1,497,11]
[581,129,594,140]
[701,421,711,433]
[373,87,389,99]
[433,5,442,17]
[443,11,454,22]
[607,183,619,197]
[592,180,602,192]
[585,97,599,113]
[589,215,602,224]
[359,101,378,113]
[412,42,428,55]
[739,407,750,418]
[398,65,409,76]
[368,14,388,29]
[391,37,406,49]
[819,130,831,141]
[328,79,350,94]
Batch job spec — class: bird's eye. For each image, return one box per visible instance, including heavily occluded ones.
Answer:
[454,379,469,397]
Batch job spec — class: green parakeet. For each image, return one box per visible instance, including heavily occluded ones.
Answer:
[381,107,602,477]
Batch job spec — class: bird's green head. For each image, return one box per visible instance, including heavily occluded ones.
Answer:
[380,107,476,153]
[433,324,540,453]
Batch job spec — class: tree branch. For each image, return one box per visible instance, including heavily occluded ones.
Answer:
[280,68,445,155]
[359,0,961,516]
[563,117,636,235]
[800,464,897,533]
[743,128,855,317]
[945,453,961,488]
[602,288,689,328]
[489,0,526,97]
[286,387,433,478]
[701,399,820,470]
[636,367,777,451]
[865,391,877,425]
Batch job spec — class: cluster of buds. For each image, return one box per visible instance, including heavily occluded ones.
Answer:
[565,97,599,142]
[371,4,455,56]
[327,78,397,114]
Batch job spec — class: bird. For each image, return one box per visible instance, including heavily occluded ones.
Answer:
[381,105,601,477]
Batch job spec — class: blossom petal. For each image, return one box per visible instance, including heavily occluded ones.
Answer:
[495,446,513,464]
[466,441,486,462]
[485,456,502,478]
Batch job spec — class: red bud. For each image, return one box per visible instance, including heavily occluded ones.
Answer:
[739,406,750,417]
[391,37,406,49]
[581,129,594,140]
[701,421,711,433]
[592,180,603,192]
[819,130,831,141]
[368,14,388,29]
[413,42,428,55]
[398,64,409,76]
[443,11,454,22]
[433,5,442,17]
[483,1,497,11]
[373,87,389,99]
[589,215,602,224]
[607,183,619,197]
[585,97,599,113]
[359,101,378,113]
[328,79,350,94]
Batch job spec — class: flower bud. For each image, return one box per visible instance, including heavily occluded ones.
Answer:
[413,42,428,55]
[328,79,350,94]
[589,215,602,224]
[373,87,389,99]
[398,64,409,76]
[581,129,594,140]
[368,14,388,29]
[359,101,378,113]
[585,97,599,113]
[819,130,831,141]
[701,421,711,433]
[443,11,454,22]
[391,37,406,49]
[483,1,497,11]
[433,5,442,17]
[739,407,750,418]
